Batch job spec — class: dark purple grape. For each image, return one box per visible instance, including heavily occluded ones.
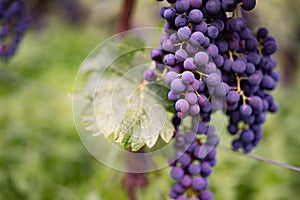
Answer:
[241,0,256,11]
[189,9,203,24]
[231,60,246,73]
[143,69,157,82]
[176,0,190,13]
[192,177,207,190]
[175,15,189,28]
[222,0,238,12]
[171,167,184,180]
[207,26,219,39]
[205,0,221,15]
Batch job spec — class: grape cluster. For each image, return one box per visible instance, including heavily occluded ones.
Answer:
[168,120,218,200]
[145,0,279,199]
[0,0,28,59]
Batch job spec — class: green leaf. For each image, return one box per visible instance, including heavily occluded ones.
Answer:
[79,36,175,151]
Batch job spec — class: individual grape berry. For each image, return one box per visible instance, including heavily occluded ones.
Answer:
[165,71,179,85]
[211,19,225,32]
[240,104,253,116]
[249,96,263,111]
[176,0,190,13]
[190,0,203,8]
[194,21,208,33]
[200,190,213,200]
[150,48,163,61]
[180,175,193,187]
[164,8,176,21]
[184,57,196,70]
[175,15,189,28]
[263,41,278,55]
[206,73,221,87]
[207,26,219,39]
[188,163,201,175]
[189,9,203,24]
[175,99,190,112]
[175,49,189,62]
[240,129,255,143]
[248,72,263,85]
[189,104,201,115]
[227,91,240,103]
[192,177,207,190]
[200,162,212,177]
[177,195,189,200]
[206,44,219,58]
[168,91,180,101]
[143,69,157,82]
[178,26,192,41]
[261,75,276,90]
[178,153,192,167]
[205,0,221,15]
[241,0,256,11]
[204,62,217,74]
[190,31,205,46]
[222,0,237,12]
[185,92,198,105]
[171,167,184,180]
[162,39,175,52]
[171,78,186,93]
[195,51,209,66]
[231,17,247,32]
[257,27,269,39]
[164,54,177,66]
[231,60,246,73]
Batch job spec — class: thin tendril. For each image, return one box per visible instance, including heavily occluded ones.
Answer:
[219,144,300,172]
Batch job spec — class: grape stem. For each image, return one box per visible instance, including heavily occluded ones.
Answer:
[235,74,251,104]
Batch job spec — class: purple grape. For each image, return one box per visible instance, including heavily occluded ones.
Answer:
[190,31,205,46]
[175,14,189,28]
[241,0,256,11]
[178,153,192,167]
[190,0,203,8]
[185,92,198,104]
[257,27,269,39]
[189,9,203,24]
[204,62,217,74]
[194,21,208,33]
[175,99,190,112]
[261,75,276,90]
[192,177,207,190]
[206,44,219,58]
[143,69,157,82]
[165,71,179,85]
[188,163,201,175]
[240,129,255,143]
[205,0,221,15]
[249,96,263,111]
[240,104,253,116]
[227,91,240,103]
[195,51,209,66]
[189,104,201,115]
[164,8,176,21]
[180,175,192,187]
[207,26,219,39]
[200,162,212,177]
[222,0,237,12]
[211,19,225,32]
[164,54,177,66]
[171,167,184,180]
[231,60,246,73]
[182,71,195,84]
[175,49,189,62]
[184,57,196,70]
[206,73,221,87]
[171,78,186,93]
[162,39,175,52]
[176,0,190,13]
[200,190,213,200]
[178,26,192,41]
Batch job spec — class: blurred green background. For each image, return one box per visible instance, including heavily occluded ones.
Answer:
[0,0,300,200]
